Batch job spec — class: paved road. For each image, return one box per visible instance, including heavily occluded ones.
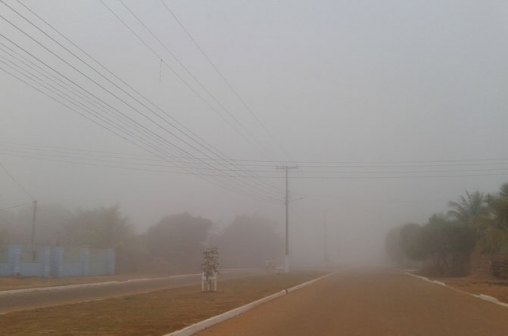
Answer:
[0,270,252,314]
[198,271,508,336]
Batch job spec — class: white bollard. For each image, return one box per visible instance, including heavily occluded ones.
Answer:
[202,272,218,292]
[211,272,217,291]
[201,272,206,292]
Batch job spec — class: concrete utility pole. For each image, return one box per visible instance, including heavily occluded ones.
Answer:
[323,210,329,266]
[31,200,37,261]
[276,165,298,273]
[0,161,37,259]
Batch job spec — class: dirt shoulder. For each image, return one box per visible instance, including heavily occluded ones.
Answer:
[0,271,323,336]
[436,275,508,303]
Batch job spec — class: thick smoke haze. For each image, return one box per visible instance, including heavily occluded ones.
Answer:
[1,0,507,268]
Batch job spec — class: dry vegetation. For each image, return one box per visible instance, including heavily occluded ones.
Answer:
[0,272,322,335]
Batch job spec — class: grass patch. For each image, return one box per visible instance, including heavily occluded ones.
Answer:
[0,272,323,335]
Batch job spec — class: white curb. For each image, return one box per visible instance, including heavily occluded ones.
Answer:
[472,294,508,308]
[164,273,334,336]
[286,273,334,293]
[0,269,260,296]
[405,272,508,309]
[0,273,201,296]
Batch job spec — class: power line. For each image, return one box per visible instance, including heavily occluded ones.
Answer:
[0,147,278,173]
[122,0,282,160]
[0,161,35,200]
[2,149,508,181]
[6,0,281,198]
[0,202,31,212]
[101,0,270,154]
[159,0,292,160]
[2,2,505,194]
[0,151,241,176]
[0,49,280,202]
[273,173,508,180]
[0,40,120,119]
[2,143,508,172]
[0,7,228,169]
[0,3,281,201]
[0,44,187,169]
[118,0,256,135]
[0,86,278,202]
[13,0,235,157]
[3,147,508,176]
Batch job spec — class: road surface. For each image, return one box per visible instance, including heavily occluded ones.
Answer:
[0,270,252,314]
[198,271,508,336]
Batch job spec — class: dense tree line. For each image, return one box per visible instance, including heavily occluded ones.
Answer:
[0,206,281,274]
[386,183,508,277]
[211,215,282,268]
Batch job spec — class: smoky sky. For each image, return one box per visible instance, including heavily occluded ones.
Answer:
[1,0,507,264]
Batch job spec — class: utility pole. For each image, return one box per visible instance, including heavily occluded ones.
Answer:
[0,161,37,259]
[323,210,329,266]
[276,165,298,273]
[31,200,37,261]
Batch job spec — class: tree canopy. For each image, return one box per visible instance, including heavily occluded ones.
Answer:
[386,185,508,277]
[448,191,489,232]
[145,213,212,272]
[213,215,282,268]
[64,205,132,249]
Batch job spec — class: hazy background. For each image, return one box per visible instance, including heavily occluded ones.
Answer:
[1,0,507,267]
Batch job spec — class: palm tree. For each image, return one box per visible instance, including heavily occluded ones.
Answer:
[448,191,492,276]
[448,191,490,232]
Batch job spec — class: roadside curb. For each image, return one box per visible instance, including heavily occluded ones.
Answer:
[405,272,508,308]
[0,269,259,296]
[0,274,201,296]
[164,272,335,336]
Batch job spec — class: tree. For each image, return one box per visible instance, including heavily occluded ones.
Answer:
[63,205,132,249]
[399,223,426,262]
[388,215,475,276]
[448,191,490,233]
[213,215,282,268]
[479,227,508,256]
[386,224,426,267]
[145,213,212,272]
[0,209,14,244]
[385,182,508,277]
[479,183,508,259]
[385,226,404,265]
[487,183,508,230]
[0,204,71,245]
[421,214,475,276]
[115,234,150,274]
[0,228,7,246]
[442,221,477,275]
